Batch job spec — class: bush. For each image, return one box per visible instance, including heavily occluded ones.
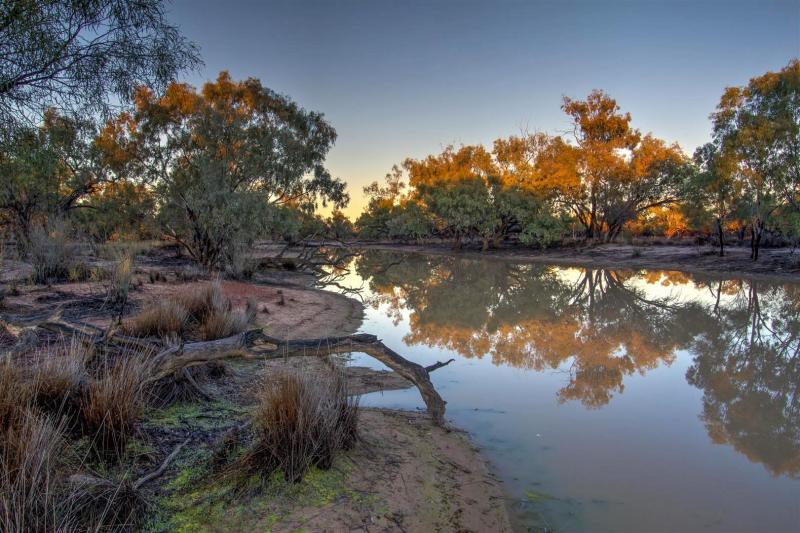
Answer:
[125,299,188,338]
[27,225,71,284]
[0,408,69,532]
[232,370,358,483]
[29,341,89,423]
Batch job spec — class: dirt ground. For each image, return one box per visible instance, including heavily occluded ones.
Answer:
[358,241,800,281]
[142,354,512,533]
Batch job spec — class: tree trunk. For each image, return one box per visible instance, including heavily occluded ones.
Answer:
[716,218,725,257]
[481,235,489,252]
[750,220,763,261]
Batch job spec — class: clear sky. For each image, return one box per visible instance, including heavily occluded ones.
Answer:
[168,0,799,219]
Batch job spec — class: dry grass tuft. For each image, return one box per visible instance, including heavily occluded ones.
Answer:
[126,282,253,341]
[230,369,359,483]
[68,476,146,531]
[1,360,71,532]
[125,299,188,338]
[0,409,69,532]
[81,355,151,459]
[28,341,89,426]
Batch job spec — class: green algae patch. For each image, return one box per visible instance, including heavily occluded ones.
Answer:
[144,400,246,431]
[525,489,557,502]
[150,451,375,532]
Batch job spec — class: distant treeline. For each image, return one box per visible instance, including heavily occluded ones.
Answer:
[1,13,797,272]
[355,59,800,260]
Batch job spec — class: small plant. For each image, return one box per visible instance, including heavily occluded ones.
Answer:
[80,355,151,459]
[28,340,89,424]
[68,261,93,282]
[0,360,70,532]
[125,299,188,338]
[126,283,253,341]
[228,369,358,484]
[27,224,71,284]
[107,253,133,322]
[0,407,70,532]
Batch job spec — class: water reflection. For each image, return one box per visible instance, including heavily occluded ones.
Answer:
[354,251,800,477]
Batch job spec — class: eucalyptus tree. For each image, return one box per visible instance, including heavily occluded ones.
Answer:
[103,72,347,269]
[0,110,105,244]
[711,59,800,260]
[0,0,199,133]
[538,90,688,242]
[685,142,744,256]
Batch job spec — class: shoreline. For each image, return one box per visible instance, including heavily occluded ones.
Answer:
[351,241,800,282]
[0,248,515,531]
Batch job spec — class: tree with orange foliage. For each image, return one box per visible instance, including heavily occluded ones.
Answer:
[101,72,347,269]
[539,90,688,242]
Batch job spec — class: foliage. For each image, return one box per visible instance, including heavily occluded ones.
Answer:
[104,72,348,268]
[74,181,157,242]
[229,370,358,483]
[0,0,200,132]
[709,59,800,259]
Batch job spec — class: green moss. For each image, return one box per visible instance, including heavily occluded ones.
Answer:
[151,451,374,532]
[144,400,245,431]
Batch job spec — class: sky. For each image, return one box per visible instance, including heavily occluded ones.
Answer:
[168,0,800,219]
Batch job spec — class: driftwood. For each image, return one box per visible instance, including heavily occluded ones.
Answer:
[4,312,454,426]
[141,330,452,426]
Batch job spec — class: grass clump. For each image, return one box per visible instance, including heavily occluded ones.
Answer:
[0,361,70,532]
[81,355,151,459]
[126,282,255,341]
[27,225,72,285]
[229,370,358,484]
[126,299,189,338]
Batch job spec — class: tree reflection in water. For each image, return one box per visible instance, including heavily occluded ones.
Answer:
[353,251,800,476]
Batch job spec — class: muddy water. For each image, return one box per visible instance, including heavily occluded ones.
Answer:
[327,250,799,533]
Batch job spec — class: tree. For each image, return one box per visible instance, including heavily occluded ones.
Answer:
[405,145,500,249]
[541,90,687,241]
[356,165,409,239]
[686,143,743,255]
[0,110,107,245]
[0,0,199,132]
[711,59,800,260]
[73,180,156,241]
[106,72,348,268]
[326,210,354,240]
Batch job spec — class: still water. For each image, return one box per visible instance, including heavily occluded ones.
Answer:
[326,250,799,533]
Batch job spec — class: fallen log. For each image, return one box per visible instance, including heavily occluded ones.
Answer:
[8,314,452,427]
[143,330,450,426]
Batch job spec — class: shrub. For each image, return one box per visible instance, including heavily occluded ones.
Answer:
[232,370,358,483]
[0,359,71,532]
[27,225,71,284]
[127,283,253,341]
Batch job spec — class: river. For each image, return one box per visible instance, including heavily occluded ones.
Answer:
[325,249,799,533]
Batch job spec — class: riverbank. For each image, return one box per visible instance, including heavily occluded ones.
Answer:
[0,245,513,532]
[355,241,800,282]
